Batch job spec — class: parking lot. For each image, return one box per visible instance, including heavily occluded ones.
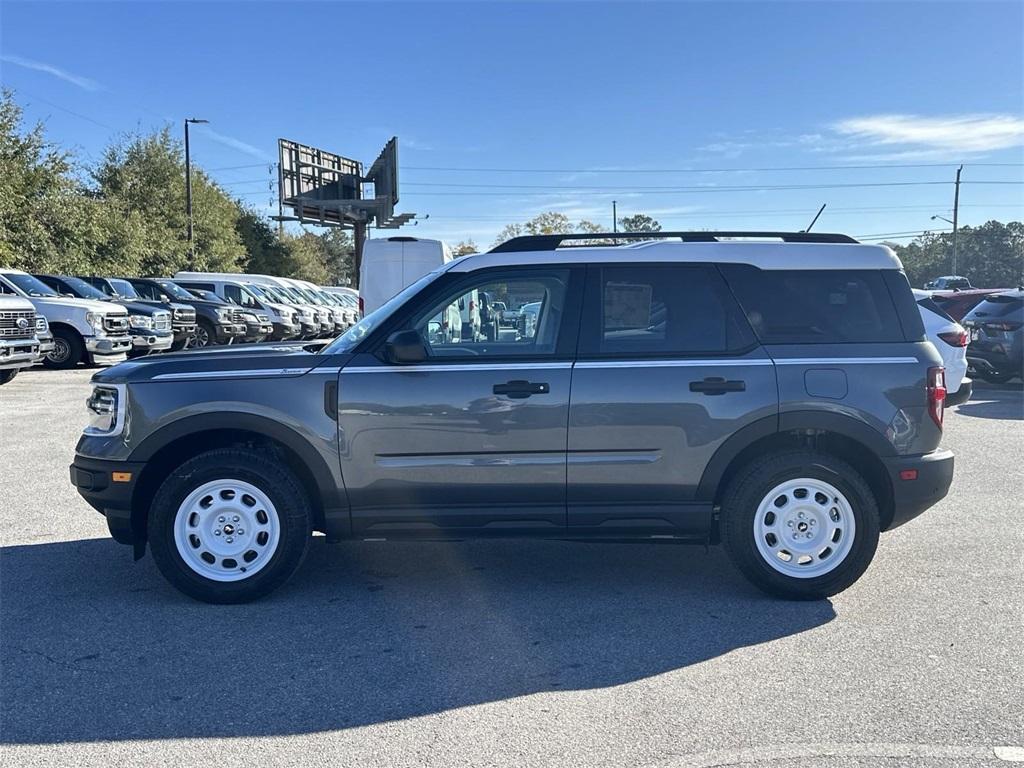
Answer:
[1,367,1022,767]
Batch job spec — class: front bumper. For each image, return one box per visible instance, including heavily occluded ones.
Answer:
[882,449,955,530]
[215,322,247,344]
[0,339,40,370]
[242,322,274,342]
[85,335,132,363]
[70,455,147,545]
[271,321,301,340]
[129,330,174,355]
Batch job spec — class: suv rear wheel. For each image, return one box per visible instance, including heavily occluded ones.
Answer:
[721,450,880,600]
[148,447,311,603]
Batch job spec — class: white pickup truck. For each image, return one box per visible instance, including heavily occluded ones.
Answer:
[0,294,44,385]
[0,269,132,369]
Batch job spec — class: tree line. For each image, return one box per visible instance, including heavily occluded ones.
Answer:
[3,90,1020,289]
[0,90,353,284]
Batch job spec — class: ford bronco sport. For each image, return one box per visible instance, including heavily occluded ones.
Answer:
[70,232,954,603]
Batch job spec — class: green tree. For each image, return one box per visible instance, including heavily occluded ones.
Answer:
[237,209,293,276]
[0,89,101,272]
[93,127,245,275]
[619,213,662,233]
[492,212,610,247]
[319,227,354,285]
[890,221,1023,288]
[281,231,330,283]
[451,239,479,257]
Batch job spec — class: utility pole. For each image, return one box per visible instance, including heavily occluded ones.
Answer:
[612,200,618,233]
[952,164,962,275]
[183,118,209,267]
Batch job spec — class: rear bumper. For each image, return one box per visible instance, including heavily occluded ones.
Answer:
[70,455,146,545]
[882,449,955,530]
[968,350,1022,376]
[946,377,972,407]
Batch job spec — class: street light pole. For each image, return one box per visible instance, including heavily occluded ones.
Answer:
[184,118,209,267]
[951,164,963,275]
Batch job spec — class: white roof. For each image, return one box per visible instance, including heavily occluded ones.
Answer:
[450,241,903,272]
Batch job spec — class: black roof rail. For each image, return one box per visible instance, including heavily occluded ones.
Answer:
[488,231,859,253]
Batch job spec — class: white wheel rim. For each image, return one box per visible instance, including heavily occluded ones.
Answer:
[753,477,856,579]
[173,479,281,582]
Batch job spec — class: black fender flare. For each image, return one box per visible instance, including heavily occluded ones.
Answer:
[696,410,894,502]
[130,412,348,535]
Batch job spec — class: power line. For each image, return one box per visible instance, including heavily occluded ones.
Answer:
[405,162,1024,174]
[403,180,1020,192]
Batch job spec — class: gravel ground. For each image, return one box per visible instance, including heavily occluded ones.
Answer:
[1,368,1022,767]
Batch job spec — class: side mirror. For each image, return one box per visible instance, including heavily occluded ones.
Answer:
[384,329,427,364]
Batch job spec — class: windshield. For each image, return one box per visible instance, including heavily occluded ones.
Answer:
[3,272,59,297]
[109,278,141,299]
[157,280,198,301]
[60,276,109,301]
[321,270,442,354]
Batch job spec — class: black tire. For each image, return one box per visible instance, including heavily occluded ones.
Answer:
[44,327,85,369]
[0,369,17,385]
[148,447,312,603]
[193,319,216,348]
[721,450,880,600]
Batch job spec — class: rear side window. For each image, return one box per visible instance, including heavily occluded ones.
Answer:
[579,264,754,356]
[968,295,1024,320]
[722,267,904,344]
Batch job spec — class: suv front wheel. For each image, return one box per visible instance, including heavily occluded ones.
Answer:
[721,450,880,600]
[148,447,311,603]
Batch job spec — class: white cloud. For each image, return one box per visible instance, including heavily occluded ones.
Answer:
[1,53,101,91]
[832,114,1024,154]
[200,127,271,161]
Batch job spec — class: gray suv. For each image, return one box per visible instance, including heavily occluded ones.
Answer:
[70,232,955,603]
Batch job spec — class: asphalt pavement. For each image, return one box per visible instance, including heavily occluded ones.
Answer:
[1,368,1021,767]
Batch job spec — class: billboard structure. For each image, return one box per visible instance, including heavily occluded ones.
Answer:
[275,137,415,230]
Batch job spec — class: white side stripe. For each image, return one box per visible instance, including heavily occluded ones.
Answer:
[774,357,919,365]
[151,367,310,381]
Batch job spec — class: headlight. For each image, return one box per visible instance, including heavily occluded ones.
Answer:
[216,308,231,322]
[258,314,270,323]
[129,314,153,329]
[84,384,125,436]
[241,312,257,323]
[35,315,48,332]
[85,311,105,333]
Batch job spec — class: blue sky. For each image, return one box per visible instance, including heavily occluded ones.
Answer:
[2,0,1022,247]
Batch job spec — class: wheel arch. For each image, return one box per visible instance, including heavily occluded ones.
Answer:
[698,411,897,533]
[129,413,347,544]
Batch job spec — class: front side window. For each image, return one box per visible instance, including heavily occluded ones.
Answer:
[580,264,752,356]
[410,270,570,358]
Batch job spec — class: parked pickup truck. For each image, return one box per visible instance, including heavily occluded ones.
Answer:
[0,269,131,369]
[0,294,42,385]
[34,275,173,358]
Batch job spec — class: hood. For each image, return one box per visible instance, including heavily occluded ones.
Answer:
[115,300,168,317]
[30,296,127,314]
[91,340,335,384]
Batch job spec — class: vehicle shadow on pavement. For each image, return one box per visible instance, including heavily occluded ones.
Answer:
[1,537,834,744]
[953,387,1023,420]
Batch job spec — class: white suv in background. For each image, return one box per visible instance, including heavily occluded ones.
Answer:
[915,290,971,406]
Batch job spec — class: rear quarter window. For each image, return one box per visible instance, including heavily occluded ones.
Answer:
[722,266,905,344]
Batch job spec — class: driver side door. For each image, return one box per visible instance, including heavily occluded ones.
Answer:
[337,266,583,536]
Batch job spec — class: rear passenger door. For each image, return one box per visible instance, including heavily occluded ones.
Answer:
[567,263,777,536]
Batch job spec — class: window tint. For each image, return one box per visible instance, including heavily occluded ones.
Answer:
[723,267,903,344]
[409,270,570,359]
[581,264,752,356]
[130,281,161,300]
[968,294,1023,319]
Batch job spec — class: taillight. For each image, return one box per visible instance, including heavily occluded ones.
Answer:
[927,366,946,428]
[937,329,968,347]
